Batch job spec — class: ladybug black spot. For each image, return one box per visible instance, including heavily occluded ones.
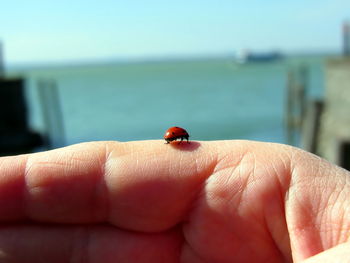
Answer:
[172,132,175,135]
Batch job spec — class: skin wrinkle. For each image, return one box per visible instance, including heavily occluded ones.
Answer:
[235,152,258,207]
[104,141,152,227]
[12,155,28,221]
[183,150,217,222]
[168,151,179,180]
[214,146,247,202]
[193,156,199,183]
[243,150,290,262]
[238,170,283,261]
[287,148,340,260]
[312,156,348,249]
[286,148,301,206]
[180,149,224,261]
[273,148,292,192]
[343,199,350,244]
[153,150,161,178]
[185,146,279,262]
[260,210,287,263]
[180,241,208,263]
[336,168,350,245]
[242,165,261,193]
[231,164,245,200]
[23,155,34,221]
[236,151,255,212]
[182,156,201,223]
[213,166,245,222]
[178,150,184,178]
[182,177,207,224]
[262,146,293,262]
[104,143,113,224]
[23,148,81,222]
[289,182,318,229]
[165,150,172,180]
[213,141,244,173]
[328,187,349,245]
[104,144,127,226]
[83,226,93,263]
[90,145,108,223]
[269,166,292,261]
[69,226,89,263]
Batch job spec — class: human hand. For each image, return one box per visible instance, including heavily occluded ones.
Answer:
[0,141,349,263]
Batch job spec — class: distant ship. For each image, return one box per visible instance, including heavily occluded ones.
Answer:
[236,50,284,63]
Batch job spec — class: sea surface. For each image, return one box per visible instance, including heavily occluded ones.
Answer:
[8,55,327,148]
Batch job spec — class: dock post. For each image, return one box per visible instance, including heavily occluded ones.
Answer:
[285,66,308,147]
[37,79,65,149]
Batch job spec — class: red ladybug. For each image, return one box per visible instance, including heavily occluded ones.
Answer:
[164,126,190,144]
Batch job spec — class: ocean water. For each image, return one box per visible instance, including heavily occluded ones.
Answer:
[9,56,326,148]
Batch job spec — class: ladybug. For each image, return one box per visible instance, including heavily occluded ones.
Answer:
[164,126,190,144]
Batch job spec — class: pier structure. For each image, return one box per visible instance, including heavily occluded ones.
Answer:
[286,57,350,171]
[285,22,350,170]
[316,58,350,170]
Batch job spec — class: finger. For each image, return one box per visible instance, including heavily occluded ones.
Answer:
[0,224,181,263]
[2,140,350,262]
[281,149,350,261]
[182,141,295,262]
[0,141,216,231]
[301,242,350,263]
[180,142,350,262]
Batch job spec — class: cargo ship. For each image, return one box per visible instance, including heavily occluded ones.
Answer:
[236,50,283,63]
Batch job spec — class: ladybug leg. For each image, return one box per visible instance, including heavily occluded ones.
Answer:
[178,137,184,144]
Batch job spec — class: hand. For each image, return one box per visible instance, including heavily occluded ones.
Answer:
[0,141,349,263]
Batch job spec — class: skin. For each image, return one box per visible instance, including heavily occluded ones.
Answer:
[0,140,349,263]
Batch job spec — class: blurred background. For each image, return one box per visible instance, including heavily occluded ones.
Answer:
[1,0,350,169]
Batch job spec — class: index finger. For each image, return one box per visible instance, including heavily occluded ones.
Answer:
[0,141,216,231]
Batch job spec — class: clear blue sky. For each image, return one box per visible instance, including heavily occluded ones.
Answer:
[1,0,349,64]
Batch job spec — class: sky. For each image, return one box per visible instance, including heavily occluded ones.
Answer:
[1,0,350,65]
